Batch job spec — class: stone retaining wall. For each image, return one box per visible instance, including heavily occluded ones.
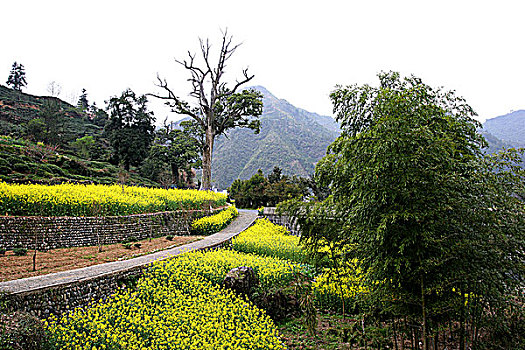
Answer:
[0,210,258,319]
[1,268,143,319]
[0,207,224,250]
[2,239,237,319]
[262,207,300,236]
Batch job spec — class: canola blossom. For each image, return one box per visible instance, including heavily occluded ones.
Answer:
[0,182,227,216]
[45,217,365,347]
[231,218,308,263]
[165,249,312,292]
[313,259,369,311]
[191,206,239,235]
[46,254,286,350]
[231,219,367,310]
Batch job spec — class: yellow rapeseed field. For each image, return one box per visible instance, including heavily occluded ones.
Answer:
[231,219,368,310]
[46,250,290,349]
[0,182,227,216]
[312,259,369,311]
[191,206,239,235]
[163,249,312,292]
[232,218,307,263]
[45,217,367,347]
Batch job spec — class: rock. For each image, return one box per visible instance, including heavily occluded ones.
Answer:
[0,311,51,350]
[255,289,300,321]
[223,266,259,295]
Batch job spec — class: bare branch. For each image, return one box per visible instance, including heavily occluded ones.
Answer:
[173,46,214,114]
[175,52,204,76]
[200,38,214,81]
[207,30,246,105]
[148,75,206,129]
[231,68,254,94]
[162,116,170,131]
[215,33,240,84]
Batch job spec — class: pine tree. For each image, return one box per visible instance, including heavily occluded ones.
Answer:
[6,62,27,91]
[77,88,89,110]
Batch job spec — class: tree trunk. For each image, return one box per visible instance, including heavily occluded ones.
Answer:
[459,290,466,350]
[421,276,427,350]
[171,163,179,186]
[201,128,215,190]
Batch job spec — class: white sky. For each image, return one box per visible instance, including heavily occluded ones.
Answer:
[1,0,524,123]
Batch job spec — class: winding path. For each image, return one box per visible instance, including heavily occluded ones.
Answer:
[0,210,258,296]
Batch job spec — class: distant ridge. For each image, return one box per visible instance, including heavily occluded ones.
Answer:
[483,110,525,147]
[212,86,339,189]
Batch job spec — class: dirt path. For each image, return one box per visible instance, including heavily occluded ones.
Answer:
[0,235,202,282]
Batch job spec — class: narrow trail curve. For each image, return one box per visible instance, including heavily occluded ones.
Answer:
[0,210,258,295]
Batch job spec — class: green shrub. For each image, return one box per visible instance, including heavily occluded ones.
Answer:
[0,165,11,175]
[0,311,54,350]
[13,248,28,256]
[42,163,66,176]
[34,168,52,177]
[122,236,138,244]
[12,163,31,173]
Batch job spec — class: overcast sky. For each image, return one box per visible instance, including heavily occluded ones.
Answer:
[2,0,524,123]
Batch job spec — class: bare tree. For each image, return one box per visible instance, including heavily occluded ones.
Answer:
[65,90,79,106]
[150,30,263,190]
[47,81,62,97]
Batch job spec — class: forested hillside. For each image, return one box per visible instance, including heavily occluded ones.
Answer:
[212,86,339,189]
[0,85,156,186]
[483,110,525,147]
[0,85,105,145]
[2,83,523,189]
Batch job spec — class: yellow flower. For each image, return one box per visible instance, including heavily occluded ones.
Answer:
[191,206,238,235]
[0,182,227,217]
[46,249,287,349]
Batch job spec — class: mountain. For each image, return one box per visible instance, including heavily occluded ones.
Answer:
[482,110,525,147]
[211,86,339,189]
[479,129,515,154]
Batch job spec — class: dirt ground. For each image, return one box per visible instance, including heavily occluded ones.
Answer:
[0,235,203,282]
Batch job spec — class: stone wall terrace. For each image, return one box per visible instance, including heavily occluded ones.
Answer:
[262,207,300,236]
[0,210,258,319]
[0,207,225,250]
